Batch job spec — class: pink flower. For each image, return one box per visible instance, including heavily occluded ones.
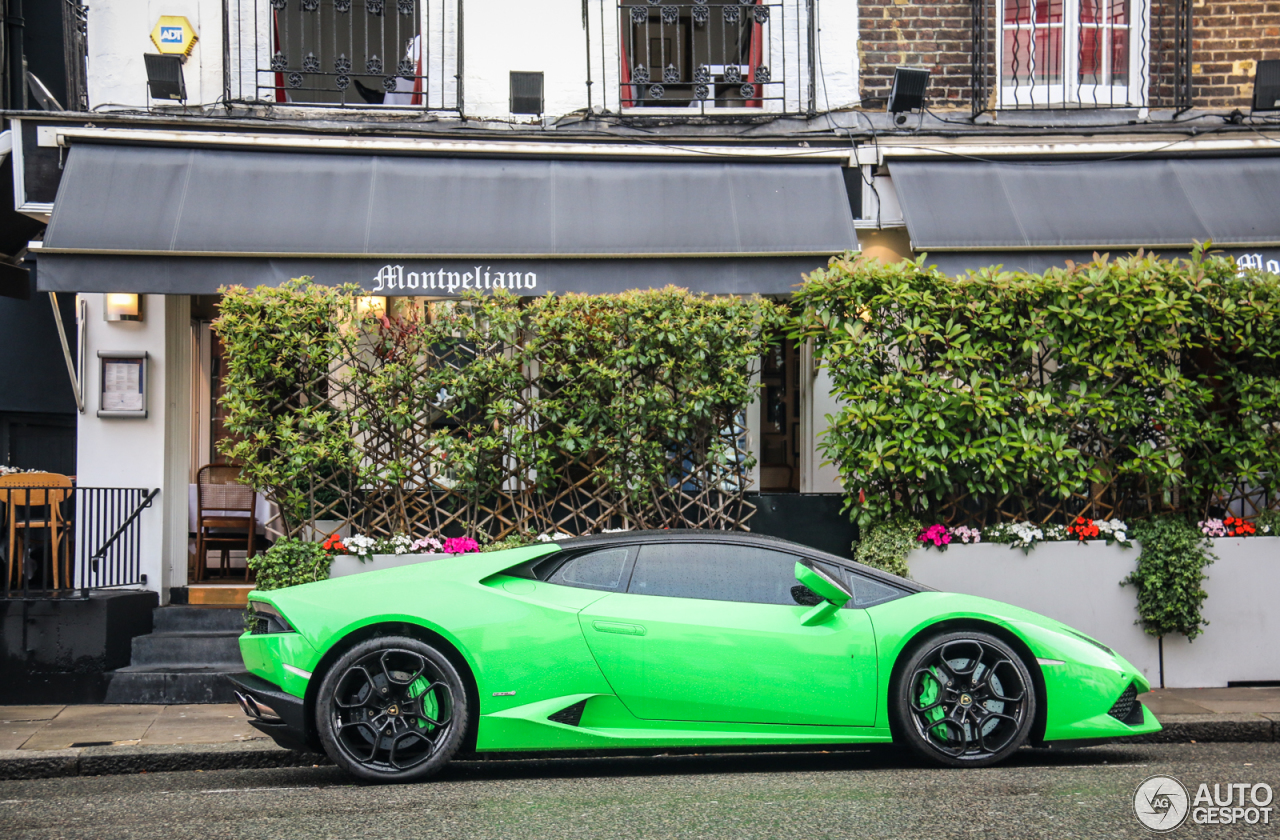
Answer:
[918,524,952,547]
[442,536,480,554]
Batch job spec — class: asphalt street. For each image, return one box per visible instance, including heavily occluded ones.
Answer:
[1,742,1276,840]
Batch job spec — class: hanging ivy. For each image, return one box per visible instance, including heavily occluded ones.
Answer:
[1124,517,1215,641]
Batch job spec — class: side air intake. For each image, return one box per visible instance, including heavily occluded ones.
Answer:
[548,699,588,727]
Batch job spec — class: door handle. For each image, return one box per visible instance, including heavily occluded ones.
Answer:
[592,620,646,636]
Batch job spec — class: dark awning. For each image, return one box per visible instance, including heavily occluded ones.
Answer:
[918,246,1280,277]
[889,156,1280,251]
[36,143,856,295]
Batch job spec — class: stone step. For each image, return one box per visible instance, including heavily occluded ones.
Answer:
[130,631,244,667]
[152,605,246,634]
[103,667,240,705]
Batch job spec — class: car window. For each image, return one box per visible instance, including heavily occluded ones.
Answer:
[848,575,907,607]
[547,548,630,591]
[629,543,808,606]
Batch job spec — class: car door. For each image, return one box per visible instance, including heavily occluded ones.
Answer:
[578,542,878,727]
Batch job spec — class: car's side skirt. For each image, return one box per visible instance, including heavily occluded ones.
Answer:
[476,693,894,752]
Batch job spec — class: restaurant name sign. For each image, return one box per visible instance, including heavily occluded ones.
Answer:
[369,264,539,295]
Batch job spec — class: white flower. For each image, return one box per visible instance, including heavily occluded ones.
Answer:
[1116,532,1127,542]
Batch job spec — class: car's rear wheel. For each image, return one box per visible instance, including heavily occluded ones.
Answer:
[316,635,468,783]
[892,630,1035,768]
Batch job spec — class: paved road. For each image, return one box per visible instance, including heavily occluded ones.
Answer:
[2,743,1276,839]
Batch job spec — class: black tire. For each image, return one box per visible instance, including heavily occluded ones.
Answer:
[892,630,1036,768]
[316,635,468,783]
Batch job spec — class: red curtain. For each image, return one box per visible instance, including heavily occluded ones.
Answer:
[620,16,635,107]
[746,0,765,108]
[272,10,287,103]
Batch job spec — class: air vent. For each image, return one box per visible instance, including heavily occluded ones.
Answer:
[548,699,587,726]
[510,71,544,115]
[1107,682,1144,725]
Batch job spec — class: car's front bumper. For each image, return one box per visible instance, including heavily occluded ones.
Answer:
[227,671,318,753]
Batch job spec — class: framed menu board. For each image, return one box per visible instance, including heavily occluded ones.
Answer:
[97,351,149,419]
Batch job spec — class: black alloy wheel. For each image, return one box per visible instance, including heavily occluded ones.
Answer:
[892,630,1035,768]
[316,635,468,782]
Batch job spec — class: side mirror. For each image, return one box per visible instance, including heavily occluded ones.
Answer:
[794,562,852,626]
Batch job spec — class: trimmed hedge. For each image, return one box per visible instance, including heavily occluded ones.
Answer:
[794,248,1280,527]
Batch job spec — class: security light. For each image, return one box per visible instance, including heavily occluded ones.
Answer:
[144,53,187,102]
[1253,59,1280,112]
[510,72,545,116]
[888,67,931,125]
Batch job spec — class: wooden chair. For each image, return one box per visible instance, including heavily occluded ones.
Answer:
[1,472,74,590]
[195,464,257,582]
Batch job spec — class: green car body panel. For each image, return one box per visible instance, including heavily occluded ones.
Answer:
[238,540,1160,754]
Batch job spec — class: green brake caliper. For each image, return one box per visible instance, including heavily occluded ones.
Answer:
[918,668,948,740]
[408,676,438,732]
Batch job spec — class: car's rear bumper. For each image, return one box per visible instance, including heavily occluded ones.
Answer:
[227,671,317,753]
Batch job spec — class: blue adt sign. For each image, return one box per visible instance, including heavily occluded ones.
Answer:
[159,26,183,43]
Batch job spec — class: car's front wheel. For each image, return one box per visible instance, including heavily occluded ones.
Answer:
[892,630,1035,768]
[316,635,468,783]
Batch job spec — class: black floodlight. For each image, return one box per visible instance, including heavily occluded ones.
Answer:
[144,53,187,102]
[510,71,545,115]
[1253,59,1280,112]
[888,67,931,124]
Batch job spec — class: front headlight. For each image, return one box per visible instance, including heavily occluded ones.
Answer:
[249,600,295,634]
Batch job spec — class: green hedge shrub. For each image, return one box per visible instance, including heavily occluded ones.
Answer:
[793,248,1280,527]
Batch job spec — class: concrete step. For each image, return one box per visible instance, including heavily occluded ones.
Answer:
[130,631,243,667]
[152,605,245,634]
[103,667,241,705]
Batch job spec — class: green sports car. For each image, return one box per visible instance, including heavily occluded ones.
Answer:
[229,530,1160,782]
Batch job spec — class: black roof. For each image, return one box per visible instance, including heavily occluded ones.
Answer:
[555,529,931,594]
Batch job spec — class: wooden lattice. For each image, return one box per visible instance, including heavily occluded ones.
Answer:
[247,302,758,541]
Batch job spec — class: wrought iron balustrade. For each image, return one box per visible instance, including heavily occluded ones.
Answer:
[594,0,815,116]
[224,0,461,110]
[2,485,158,598]
[972,0,1192,116]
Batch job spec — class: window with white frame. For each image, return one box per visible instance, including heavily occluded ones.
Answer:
[998,0,1147,107]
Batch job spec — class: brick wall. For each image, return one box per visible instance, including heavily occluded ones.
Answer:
[857,0,1280,114]
[1187,0,1280,109]
[857,0,975,110]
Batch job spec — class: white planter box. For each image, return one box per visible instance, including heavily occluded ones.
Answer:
[300,519,351,543]
[907,537,1280,688]
[327,552,448,579]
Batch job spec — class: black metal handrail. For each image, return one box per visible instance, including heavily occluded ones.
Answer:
[972,0,1193,117]
[597,0,816,116]
[1,485,158,599]
[223,0,462,111]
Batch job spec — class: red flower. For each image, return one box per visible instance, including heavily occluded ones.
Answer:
[322,533,347,553]
[1067,516,1099,540]
[1225,517,1256,537]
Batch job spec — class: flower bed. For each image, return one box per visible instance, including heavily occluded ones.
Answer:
[907,537,1280,688]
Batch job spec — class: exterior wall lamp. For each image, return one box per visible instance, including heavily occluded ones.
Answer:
[356,296,387,318]
[888,67,931,125]
[103,293,143,322]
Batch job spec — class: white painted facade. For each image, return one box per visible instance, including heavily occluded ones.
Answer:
[86,0,860,119]
[76,295,192,598]
[66,1,860,600]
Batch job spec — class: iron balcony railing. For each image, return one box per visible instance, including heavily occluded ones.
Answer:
[972,0,1192,116]
[593,0,816,116]
[2,486,158,599]
[223,0,462,111]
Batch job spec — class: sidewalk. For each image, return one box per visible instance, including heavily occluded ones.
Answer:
[1,688,1277,780]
